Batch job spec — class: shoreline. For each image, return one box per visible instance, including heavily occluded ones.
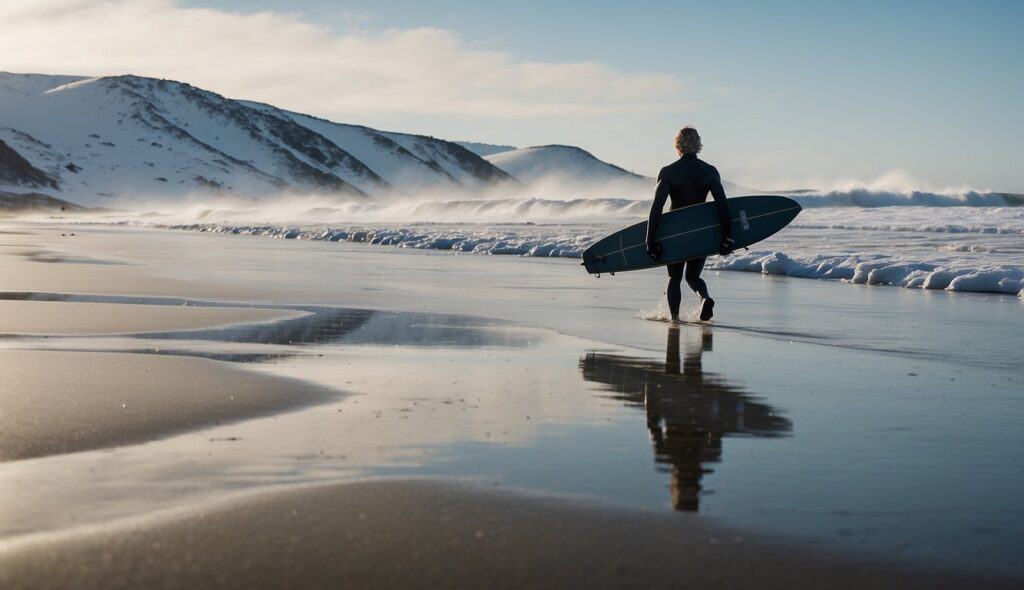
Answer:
[18,213,1024,298]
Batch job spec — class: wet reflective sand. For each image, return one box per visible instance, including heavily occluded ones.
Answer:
[581,327,791,511]
[0,223,1022,584]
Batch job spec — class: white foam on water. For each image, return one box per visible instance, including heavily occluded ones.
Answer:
[76,189,1024,299]
[711,251,1024,296]
[635,300,706,324]
[636,299,673,322]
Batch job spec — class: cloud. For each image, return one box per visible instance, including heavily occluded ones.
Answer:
[0,0,691,118]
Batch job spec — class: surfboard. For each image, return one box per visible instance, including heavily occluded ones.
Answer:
[581,195,801,275]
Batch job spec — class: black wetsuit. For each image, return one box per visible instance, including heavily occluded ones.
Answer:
[647,154,732,318]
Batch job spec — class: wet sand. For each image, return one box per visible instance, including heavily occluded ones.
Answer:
[0,350,337,461]
[0,220,1021,587]
[0,299,307,335]
[0,227,282,301]
[1,479,1014,590]
[0,225,333,462]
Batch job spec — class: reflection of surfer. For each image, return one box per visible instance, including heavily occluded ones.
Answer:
[650,326,720,510]
[579,326,791,512]
[646,127,734,323]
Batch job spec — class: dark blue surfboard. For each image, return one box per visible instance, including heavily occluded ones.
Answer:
[581,195,801,275]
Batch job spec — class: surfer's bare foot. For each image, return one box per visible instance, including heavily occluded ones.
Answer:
[670,316,681,324]
[699,298,715,321]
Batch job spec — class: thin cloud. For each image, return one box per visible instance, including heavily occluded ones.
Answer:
[0,0,691,118]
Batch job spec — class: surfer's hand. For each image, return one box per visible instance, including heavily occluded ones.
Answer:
[718,236,736,256]
[646,240,662,261]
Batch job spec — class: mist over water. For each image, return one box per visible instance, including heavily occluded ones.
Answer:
[104,185,1020,224]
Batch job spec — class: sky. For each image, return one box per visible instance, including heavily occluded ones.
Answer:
[2,0,1022,191]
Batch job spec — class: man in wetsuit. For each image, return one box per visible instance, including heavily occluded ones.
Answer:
[646,126,735,322]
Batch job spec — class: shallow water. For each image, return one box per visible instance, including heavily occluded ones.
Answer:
[1,225,1022,577]
[0,292,533,350]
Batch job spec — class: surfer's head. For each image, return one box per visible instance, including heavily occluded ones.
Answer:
[675,126,702,156]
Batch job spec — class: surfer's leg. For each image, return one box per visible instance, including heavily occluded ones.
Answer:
[684,257,710,300]
[666,262,684,320]
[685,257,715,321]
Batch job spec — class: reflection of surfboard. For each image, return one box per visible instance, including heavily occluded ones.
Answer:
[582,195,801,275]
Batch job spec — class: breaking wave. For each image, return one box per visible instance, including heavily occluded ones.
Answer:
[168,223,597,259]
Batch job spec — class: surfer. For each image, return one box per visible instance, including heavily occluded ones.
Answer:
[646,126,735,322]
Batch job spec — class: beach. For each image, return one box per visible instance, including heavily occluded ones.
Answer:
[0,220,1021,587]
[2,481,1014,590]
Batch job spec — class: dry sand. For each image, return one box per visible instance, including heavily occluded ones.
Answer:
[0,479,1013,590]
[0,349,337,461]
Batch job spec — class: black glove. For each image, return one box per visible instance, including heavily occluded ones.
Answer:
[646,240,662,261]
[718,236,736,256]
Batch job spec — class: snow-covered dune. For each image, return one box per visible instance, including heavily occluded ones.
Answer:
[0,72,516,206]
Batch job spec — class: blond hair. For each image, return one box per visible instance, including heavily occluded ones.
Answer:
[675,126,702,156]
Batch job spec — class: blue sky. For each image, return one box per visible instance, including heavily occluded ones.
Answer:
[9,0,1024,190]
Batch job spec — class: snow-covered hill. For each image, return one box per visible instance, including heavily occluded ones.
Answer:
[0,190,82,212]
[485,144,752,198]
[455,141,517,157]
[0,137,59,191]
[0,72,517,206]
[0,71,756,208]
[486,145,649,189]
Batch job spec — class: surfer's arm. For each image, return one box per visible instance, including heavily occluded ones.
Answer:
[710,169,737,255]
[709,169,732,239]
[647,173,669,248]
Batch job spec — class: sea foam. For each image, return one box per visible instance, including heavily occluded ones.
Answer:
[711,251,1023,295]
